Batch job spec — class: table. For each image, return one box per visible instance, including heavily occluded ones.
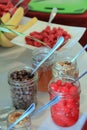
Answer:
[0,42,87,129]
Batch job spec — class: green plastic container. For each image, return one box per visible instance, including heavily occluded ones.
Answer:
[28,0,87,14]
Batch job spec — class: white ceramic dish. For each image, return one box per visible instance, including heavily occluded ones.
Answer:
[11,16,86,51]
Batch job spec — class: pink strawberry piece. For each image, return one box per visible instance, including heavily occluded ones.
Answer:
[50,82,58,91]
[69,85,79,95]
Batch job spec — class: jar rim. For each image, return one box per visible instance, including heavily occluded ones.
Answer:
[7,109,31,128]
[32,47,56,65]
[48,88,81,98]
[48,76,81,97]
[8,65,38,85]
[54,56,77,67]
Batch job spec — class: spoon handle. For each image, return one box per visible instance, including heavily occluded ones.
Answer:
[66,39,77,48]
[21,103,35,116]
[48,7,57,24]
[7,103,35,130]
[9,0,24,13]
[31,36,64,75]
[28,35,50,48]
[72,70,87,84]
[71,44,87,62]
[14,0,24,8]
[31,95,60,117]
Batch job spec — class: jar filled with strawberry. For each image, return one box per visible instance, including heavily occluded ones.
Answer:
[32,47,55,92]
[48,75,81,127]
[52,56,79,79]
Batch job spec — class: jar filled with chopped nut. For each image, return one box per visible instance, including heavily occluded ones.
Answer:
[7,109,31,130]
[52,56,79,79]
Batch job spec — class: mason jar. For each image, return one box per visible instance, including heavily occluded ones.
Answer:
[52,56,79,79]
[8,65,38,110]
[7,109,31,130]
[32,47,55,92]
[48,75,81,127]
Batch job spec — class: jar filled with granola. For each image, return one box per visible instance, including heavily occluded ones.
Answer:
[7,109,31,130]
[32,47,55,92]
[52,56,79,78]
[8,65,38,110]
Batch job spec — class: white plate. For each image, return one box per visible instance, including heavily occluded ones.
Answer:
[11,16,86,50]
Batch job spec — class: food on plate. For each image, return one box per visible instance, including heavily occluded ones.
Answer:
[16,17,38,34]
[0,7,38,47]
[25,26,71,48]
[0,7,24,47]
[7,110,31,128]
[5,17,38,40]
[0,33,15,47]
[0,0,15,17]
[1,12,11,23]
[5,7,24,29]
[48,78,80,127]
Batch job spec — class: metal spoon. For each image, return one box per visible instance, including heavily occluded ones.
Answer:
[71,44,87,62]
[66,39,77,48]
[14,0,24,7]
[28,35,50,48]
[72,70,87,84]
[7,103,35,130]
[31,36,64,75]
[9,0,24,13]
[31,95,60,117]
[48,7,57,24]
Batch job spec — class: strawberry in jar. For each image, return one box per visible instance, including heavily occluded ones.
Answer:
[48,75,81,127]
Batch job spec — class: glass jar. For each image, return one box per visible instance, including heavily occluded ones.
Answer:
[48,75,81,127]
[32,47,55,92]
[7,109,31,130]
[8,65,38,110]
[52,56,79,79]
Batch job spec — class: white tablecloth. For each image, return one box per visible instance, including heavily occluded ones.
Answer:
[0,42,87,130]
